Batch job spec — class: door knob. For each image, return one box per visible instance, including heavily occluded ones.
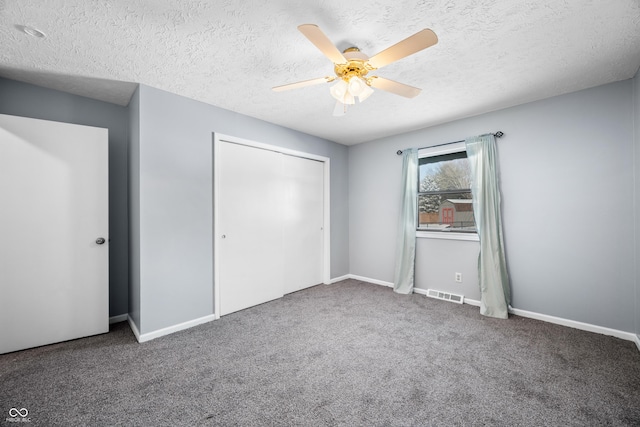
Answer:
[96,237,106,245]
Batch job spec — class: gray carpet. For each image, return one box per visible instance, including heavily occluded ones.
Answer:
[1,279,639,426]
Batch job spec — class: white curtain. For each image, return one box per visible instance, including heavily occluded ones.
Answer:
[393,148,418,294]
[465,134,511,318]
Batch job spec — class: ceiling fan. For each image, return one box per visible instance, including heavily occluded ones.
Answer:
[273,24,438,116]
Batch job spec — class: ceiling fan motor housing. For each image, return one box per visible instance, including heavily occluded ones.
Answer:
[334,47,373,83]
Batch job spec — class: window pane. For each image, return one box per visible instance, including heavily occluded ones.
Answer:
[418,191,476,232]
[417,150,476,233]
[419,152,470,192]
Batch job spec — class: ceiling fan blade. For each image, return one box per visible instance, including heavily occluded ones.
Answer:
[298,24,347,64]
[272,76,333,92]
[367,29,438,69]
[369,77,421,98]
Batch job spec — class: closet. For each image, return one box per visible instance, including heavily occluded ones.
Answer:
[214,137,327,316]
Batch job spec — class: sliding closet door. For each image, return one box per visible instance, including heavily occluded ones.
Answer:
[283,155,324,294]
[0,114,109,354]
[217,141,285,316]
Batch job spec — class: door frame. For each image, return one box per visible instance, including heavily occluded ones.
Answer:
[212,133,331,319]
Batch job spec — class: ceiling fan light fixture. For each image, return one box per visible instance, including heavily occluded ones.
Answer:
[330,79,348,101]
[332,76,372,106]
[357,82,374,102]
[342,91,355,105]
[347,76,366,96]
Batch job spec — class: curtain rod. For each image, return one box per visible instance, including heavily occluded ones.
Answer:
[396,131,504,155]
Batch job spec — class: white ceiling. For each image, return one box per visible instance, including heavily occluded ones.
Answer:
[1,0,639,145]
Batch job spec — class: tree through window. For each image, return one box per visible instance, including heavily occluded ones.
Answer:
[418,151,476,232]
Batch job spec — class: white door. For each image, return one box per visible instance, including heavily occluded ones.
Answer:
[283,154,324,294]
[0,114,109,354]
[217,141,285,316]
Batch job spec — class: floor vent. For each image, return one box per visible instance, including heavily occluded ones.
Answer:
[426,289,464,304]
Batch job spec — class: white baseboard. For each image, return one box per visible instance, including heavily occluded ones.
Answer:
[462,297,481,307]
[344,275,478,305]
[130,314,217,343]
[330,274,394,287]
[347,274,394,288]
[412,287,428,296]
[127,315,141,342]
[329,274,351,284]
[349,275,639,347]
[505,307,637,342]
[109,314,128,324]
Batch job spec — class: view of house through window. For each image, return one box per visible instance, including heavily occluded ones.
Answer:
[418,151,476,233]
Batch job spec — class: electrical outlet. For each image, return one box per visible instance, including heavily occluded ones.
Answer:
[455,272,462,283]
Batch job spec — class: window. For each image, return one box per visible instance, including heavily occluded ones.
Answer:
[418,148,476,233]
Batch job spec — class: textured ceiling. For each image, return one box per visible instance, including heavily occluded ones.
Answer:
[1,0,639,145]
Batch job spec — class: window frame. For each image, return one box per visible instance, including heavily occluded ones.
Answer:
[416,142,479,241]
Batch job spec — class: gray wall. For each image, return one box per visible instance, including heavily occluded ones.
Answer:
[634,70,640,340]
[128,87,141,328]
[132,84,349,335]
[0,78,130,318]
[349,80,636,333]
[416,239,480,301]
[4,75,636,338]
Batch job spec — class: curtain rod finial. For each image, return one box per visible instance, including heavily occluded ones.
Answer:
[495,131,504,138]
[396,150,403,155]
